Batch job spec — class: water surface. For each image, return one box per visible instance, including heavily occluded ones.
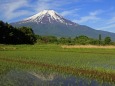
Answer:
[0,70,114,86]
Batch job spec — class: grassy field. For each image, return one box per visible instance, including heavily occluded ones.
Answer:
[0,44,115,83]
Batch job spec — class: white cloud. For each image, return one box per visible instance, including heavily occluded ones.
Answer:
[107,17,115,24]
[33,0,52,12]
[97,16,115,32]
[98,24,115,33]
[74,16,99,23]
[0,0,29,21]
[60,11,73,17]
[90,10,103,16]
[60,9,79,17]
[73,10,102,23]
[33,0,79,12]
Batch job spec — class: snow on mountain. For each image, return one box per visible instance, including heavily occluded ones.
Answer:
[21,10,77,26]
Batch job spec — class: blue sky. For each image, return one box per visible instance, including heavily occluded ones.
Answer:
[0,0,115,33]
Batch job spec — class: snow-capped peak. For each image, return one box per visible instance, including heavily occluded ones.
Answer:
[24,10,59,20]
[24,10,62,20]
[22,10,77,26]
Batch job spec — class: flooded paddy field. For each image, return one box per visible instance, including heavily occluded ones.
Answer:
[0,44,115,86]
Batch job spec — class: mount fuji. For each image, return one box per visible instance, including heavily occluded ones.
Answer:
[11,10,115,40]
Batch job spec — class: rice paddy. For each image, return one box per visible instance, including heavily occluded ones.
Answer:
[0,44,115,85]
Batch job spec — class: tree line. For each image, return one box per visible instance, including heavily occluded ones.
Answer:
[36,35,112,45]
[0,21,37,44]
[0,20,113,45]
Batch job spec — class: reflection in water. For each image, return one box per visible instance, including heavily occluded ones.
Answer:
[30,71,56,81]
[0,70,114,86]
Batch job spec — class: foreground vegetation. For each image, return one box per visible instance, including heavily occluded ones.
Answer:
[0,44,115,83]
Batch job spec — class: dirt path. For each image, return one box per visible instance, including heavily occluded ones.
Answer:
[0,57,115,83]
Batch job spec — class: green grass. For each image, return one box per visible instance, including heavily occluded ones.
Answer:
[0,44,115,73]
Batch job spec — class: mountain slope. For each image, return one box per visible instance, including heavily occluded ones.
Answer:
[11,10,115,40]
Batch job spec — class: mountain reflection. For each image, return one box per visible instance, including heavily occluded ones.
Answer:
[0,70,114,86]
